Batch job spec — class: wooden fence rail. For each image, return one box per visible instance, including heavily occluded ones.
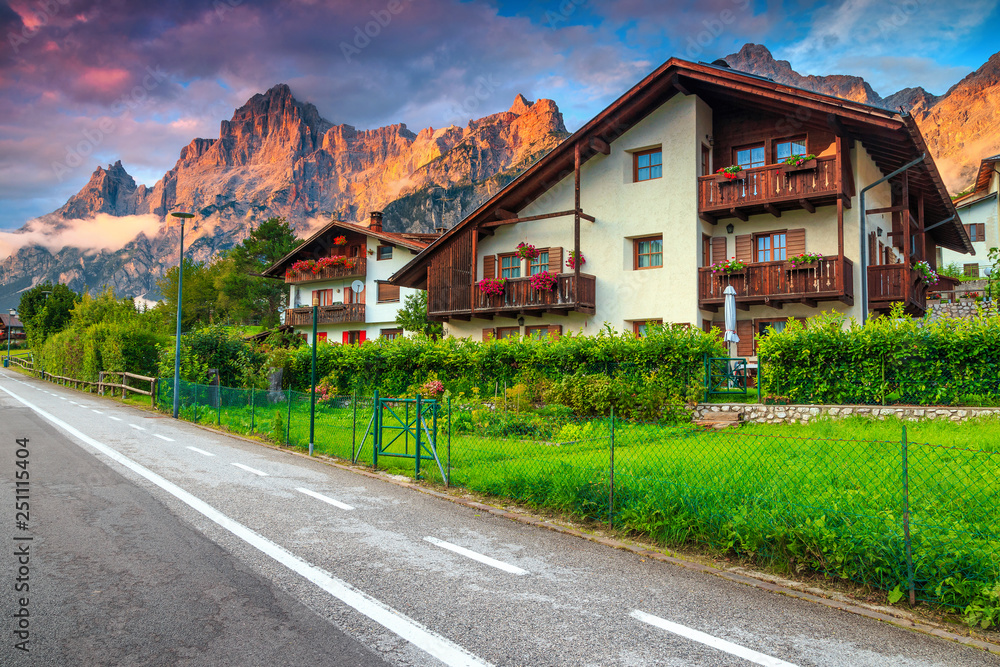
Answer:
[99,371,158,407]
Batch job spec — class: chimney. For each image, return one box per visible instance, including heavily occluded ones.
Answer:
[369,211,383,232]
[435,227,446,235]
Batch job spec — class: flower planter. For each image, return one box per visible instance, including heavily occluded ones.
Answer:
[780,159,816,175]
[786,262,818,271]
[713,171,745,183]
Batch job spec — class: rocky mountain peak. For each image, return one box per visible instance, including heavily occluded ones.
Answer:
[57,160,140,220]
[509,94,533,115]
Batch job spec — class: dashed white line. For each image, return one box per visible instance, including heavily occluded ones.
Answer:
[69,401,79,405]
[128,424,146,431]
[185,445,214,456]
[107,416,122,422]
[153,434,175,442]
[231,462,268,477]
[297,487,354,511]
[91,409,103,414]
[423,536,527,575]
[58,396,67,400]
[0,384,490,667]
[631,610,799,667]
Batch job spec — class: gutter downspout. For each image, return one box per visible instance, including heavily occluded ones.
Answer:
[859,153,926,324]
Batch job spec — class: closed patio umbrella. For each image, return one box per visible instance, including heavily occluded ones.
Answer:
[723,285,740,356]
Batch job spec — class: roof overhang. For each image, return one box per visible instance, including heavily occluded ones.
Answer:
[390,57,973,288]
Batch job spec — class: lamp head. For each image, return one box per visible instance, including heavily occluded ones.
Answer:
[170,212,195,219]
[312,295,320,307]
[726,223,734,234]
[517,316,525,327]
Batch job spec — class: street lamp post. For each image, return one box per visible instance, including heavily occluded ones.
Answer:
[309,293,319,456]
[170,212,195,419]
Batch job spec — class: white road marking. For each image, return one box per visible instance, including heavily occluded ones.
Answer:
[58,396,66,400]
[297,487,354,511]
[0,384,491,667]
[423,536,528,575]
[91,409,103,414]
[154,434,175,442]
[108,416,122,422]
[186,445,214,456]
[631,610,799,667]
[232,462,268,477]
[70,401,79,405]
[128,423,146,431]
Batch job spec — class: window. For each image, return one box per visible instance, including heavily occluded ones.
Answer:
[312,289,335,306]
[525,326,551,340]
[734,144,765,170]
[496,326,519,340]
[377,282,400,303]
[755,232,786,262]
[499,254,521,279]
[965,223,986,242]
[634,235,663,269]
[701,144,711,176]
[633,319,663,338]
[634,148,662,182]
[377,245,393,260]
[529,250,550,275]
[965,263,980,278]
[756,319,789,338]
[343,330,365,345]
[380,328,403,340]
[774,138,807,162]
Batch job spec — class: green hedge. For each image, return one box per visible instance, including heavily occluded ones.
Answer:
[39,321,164,381]
[758,305,1000,405]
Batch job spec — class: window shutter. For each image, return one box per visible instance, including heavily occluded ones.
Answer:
[325,289,334,304]
[736,320,754,357]
[711,320,724,341]
[342,331,350,345]
[482,328,496,341]
[710,237,727,264]
[548,247,563,272]
[359,331,366,344]
[786,228,806,257]
[735,235,753,263]
[377,282,400,303]
[317,332,327,342]
[483,255,496,279]
[546,324,562,339]
[702,319,712,333]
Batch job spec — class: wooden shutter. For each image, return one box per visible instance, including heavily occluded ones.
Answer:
[786,228,806,257]
[342,331,350,345]
[710,237,727,264]
[359,331,366,344]
[735,234,753,263]
[736,320,754,357]
[317,332,327,342]
[377,282,400,303]
[546,324,562,339]
[325,289,334,304]
[548,247,563,272]
[482,328,496,341]
[702,319,712,333]
[711,320,724,341]
[483,255,496,279]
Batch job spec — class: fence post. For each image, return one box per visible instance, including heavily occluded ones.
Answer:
[901,425,916,606]
[98,371,104,396]
[703,353,709,403]
[414,395,423,479]
[609,407,615,528]
[250,387,256,434]
[150,379,157,408]
[285,388,292,445]
[372,389,380,468]
[352,389,358,462]
[447,397,451,488]
[756,355,762,404]
[217,385,222,427]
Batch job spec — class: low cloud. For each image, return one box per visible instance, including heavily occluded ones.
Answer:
[0,213,163,259]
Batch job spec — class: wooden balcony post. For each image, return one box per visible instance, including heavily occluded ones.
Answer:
[902,170,911,292]
[574,142,581,304]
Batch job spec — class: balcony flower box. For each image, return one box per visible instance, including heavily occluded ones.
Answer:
[713,166,745,183]
[708,257,746,275]
[780,154,818,175]
[786,252,823,270]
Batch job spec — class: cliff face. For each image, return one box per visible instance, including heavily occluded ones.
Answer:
[724,44,999,192]
[0,86,568,308]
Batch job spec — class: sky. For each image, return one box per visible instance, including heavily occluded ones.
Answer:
[1,0,998,231]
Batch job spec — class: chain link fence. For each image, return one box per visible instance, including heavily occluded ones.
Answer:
[156,378,1000,623]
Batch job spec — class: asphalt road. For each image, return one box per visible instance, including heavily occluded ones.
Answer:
[1,368,997,667]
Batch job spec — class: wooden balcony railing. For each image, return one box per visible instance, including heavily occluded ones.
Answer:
[698,155,840,221]
[284,256,366,284]
[429,273,596,319]
[284,303,365,326]
[868,264,926,314]
[699,256,854,310]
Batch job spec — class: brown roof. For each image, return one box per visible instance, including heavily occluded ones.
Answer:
[0,313,23,328]
[262,220,429,278]
[391,57,972,288]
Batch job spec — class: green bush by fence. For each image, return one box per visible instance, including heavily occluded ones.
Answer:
[158,377,1000,628]
[39,321,163,382]
[758,305,1000,406]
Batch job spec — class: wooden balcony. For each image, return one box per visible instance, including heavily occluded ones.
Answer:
[284,257,366,284]
[698,155,841,222]
[699,256,854,311]
[429,273,596,320]
[868,264,926,315]
[284,303,365,326]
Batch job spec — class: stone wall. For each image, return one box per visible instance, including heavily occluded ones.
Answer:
[692,403,1000,424]
[927,300,996,319]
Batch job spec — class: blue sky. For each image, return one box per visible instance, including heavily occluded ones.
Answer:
[0,0,997,232]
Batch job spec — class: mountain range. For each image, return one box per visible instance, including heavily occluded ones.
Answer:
[1,43,997,309]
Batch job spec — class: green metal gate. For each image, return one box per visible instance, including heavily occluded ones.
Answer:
[704,356,750,400]
[354,391,446,481]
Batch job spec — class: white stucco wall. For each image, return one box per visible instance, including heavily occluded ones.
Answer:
[287,236,424,344]
[940,187,997,273]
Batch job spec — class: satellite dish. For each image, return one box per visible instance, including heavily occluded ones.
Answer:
[351,280,365,294]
